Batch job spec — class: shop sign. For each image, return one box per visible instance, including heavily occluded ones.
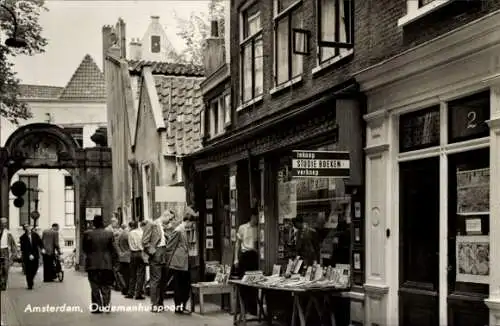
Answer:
[291,150,350,178]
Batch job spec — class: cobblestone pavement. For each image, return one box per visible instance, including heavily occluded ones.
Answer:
[0,266,233,326]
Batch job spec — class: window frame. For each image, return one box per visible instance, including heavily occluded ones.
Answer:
[18,175,38,227]
[398,0,453,27]
[273,0,304,86]
[240,3,263,104]
[316,0,354,65]
[207,90,232,139]
[151,35,161,53]
[64,175,75,227]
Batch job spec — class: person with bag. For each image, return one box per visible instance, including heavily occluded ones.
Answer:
[83,215,118,314]
[142,210,173,312]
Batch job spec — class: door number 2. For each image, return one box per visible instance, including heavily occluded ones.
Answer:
[466,111,477,129]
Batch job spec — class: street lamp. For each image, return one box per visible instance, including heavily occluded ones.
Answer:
[1,3,27,48]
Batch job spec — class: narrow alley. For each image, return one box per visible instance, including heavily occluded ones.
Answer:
[1,266,232,326]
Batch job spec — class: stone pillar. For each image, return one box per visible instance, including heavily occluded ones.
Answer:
[0,148,8,220]
[364,110,393,326]
[485,82,500,325]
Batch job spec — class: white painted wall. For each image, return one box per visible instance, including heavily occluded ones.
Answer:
[1,99,106,253]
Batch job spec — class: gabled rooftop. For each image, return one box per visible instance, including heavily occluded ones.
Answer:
[58,54,106,100]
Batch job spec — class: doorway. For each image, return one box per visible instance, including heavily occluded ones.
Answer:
[399,157,440,326]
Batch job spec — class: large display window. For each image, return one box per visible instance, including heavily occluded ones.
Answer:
[276,143,361,284]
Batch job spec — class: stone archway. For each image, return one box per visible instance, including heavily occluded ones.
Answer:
[0,123,113,270]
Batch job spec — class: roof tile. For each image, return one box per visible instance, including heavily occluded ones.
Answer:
[129,60,204,77]
[59,54,106,100]
[153,75,204,156]
[18,85,64,99]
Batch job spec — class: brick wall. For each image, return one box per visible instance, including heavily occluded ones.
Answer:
[230,0,500,129]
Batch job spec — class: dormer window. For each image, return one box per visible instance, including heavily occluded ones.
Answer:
[151,35,161,53]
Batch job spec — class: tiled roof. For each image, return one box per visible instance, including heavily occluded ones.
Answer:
[59,54,106,100]
[129,60,204,77]
[18,85,64,99]
[154,75,204,155]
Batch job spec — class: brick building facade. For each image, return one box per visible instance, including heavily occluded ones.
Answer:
[185,0,500,325]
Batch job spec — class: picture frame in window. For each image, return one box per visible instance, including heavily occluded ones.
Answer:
[206,213,213,225]
[206,199,213,210]
[206,238,214,249]
[353,251,362,270]
[353,221,362,244]
[206,226,214,237]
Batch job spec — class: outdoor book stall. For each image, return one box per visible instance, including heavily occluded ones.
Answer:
[230,256,351,326]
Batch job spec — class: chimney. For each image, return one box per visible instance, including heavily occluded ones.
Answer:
[116,18,127,59]
[151,15,160,23]
[203,20,225,76]
[129,38,142,60]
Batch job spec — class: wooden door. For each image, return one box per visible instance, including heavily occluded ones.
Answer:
[399,157,440,326]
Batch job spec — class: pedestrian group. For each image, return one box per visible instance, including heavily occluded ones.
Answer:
[83,208,197,315]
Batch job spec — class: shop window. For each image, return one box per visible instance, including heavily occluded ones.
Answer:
[273,0,303,85]
[276,143,358,281]
[399,105,440,152]
[448,91,490,143]
[448,148,489,296]
[240,3,263,103]
[317,0,354,64]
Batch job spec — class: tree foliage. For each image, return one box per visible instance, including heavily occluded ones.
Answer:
[174,0,226,66]
[0,0,48,124]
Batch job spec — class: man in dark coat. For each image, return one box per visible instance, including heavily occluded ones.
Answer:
[19,224,44,290]
[41,223,60,282]
[83,215,118,313]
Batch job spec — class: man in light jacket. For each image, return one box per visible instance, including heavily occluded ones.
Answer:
[142,210,173,312]
[0,217,18,291]
[166,213,195,315]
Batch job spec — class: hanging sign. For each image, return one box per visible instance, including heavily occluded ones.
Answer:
[291,150,350,178]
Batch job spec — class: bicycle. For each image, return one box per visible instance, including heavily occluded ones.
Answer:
[63,249,76,269]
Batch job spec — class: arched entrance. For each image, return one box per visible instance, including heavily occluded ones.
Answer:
[0,123,113,270]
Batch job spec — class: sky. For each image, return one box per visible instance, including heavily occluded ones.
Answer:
[10,0,211,87]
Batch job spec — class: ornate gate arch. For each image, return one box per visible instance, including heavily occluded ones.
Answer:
[0,123,112,270]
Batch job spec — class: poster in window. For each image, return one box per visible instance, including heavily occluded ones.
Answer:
[456,168,489,214]
[456,235,489,284]
[206,213,213,225]
[206,238,214,249]
[260,229,265,243]
[278,181,297,220]
[230,229,236,242]
[206,199,213,210]
[231,213,236,227]
[85,207,102,221]
[354,227,361,242]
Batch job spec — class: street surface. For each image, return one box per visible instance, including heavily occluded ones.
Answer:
[1,266,233,326]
